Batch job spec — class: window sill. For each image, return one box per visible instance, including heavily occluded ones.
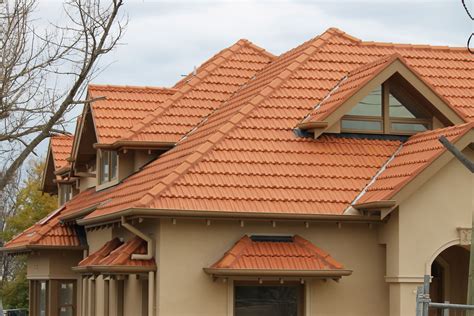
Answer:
[96,178,119,191]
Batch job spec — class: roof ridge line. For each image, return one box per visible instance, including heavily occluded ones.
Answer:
[89,84,176,92]
[134,33,337,209]
[358,40,469,52]
[239,38,276,60]
[118,41,249,142]
[328,27,468,52]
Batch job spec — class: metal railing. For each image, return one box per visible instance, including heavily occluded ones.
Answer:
[416,275,474,316]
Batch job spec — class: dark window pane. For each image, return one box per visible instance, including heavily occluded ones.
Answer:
[347,86,382,116]
[341,119,382,131]
[391,122,428,132]
[389,93,416,118]
[235,285,301,316]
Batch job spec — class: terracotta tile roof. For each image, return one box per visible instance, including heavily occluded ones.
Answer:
[84,29,403,220]
[356,123,473,204]
[77,237,156,271]
[3,207,83,251]
[50,134,74,170]
[8,28,474,242]
[77,237,122,266]
[88,85,177,144]
[206,235,349,275]
[119,39,275,144]
[302,28,474,121]
[302,53,402,122]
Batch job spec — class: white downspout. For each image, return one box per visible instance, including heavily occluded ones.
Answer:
[120,217,155,315]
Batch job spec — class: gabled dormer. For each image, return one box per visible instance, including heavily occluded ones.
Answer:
[297,54,466,137]
[41,134,77,206]
[68,85,178,192]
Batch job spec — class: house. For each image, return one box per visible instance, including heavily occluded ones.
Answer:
[1,27,473,316]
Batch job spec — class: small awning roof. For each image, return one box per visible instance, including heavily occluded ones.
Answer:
[204,235,351,279]
[74,237,156,274]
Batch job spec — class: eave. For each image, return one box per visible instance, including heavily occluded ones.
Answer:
[203,268,353,279]
[93,141,175,151]
[0,244,87,255]
[76,207,384,228]
[72,265,156,274]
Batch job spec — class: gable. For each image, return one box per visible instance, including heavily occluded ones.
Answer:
[297,54,466,137]
[71,105,98,171]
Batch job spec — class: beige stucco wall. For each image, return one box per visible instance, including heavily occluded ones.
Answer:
[379,148,473,316]
[27,250,83,315]
[156,219,389,316]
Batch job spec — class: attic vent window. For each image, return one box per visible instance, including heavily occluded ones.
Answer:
[250,235,293,243]
[341,82,432,135]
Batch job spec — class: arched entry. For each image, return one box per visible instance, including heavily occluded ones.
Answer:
[429,245,470,316]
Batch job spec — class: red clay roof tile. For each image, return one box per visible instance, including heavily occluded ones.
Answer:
[209,235,346,272]
[50,135,74,171]
[6,28,474,245]
[88,85,177,144]
[78,237,156,270]
[356,123,473,204]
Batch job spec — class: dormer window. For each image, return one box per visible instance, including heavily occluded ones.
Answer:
[341,82,432,135]
[99,150,118,185]
[59,184,73,205]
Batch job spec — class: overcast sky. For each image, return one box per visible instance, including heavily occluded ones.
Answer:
[40,0,473,88]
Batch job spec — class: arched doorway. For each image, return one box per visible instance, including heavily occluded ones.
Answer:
[429,245,470,316]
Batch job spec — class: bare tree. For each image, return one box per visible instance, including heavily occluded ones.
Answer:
[0,0,125,192]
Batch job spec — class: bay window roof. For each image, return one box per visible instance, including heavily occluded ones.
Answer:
[204,235,351,279]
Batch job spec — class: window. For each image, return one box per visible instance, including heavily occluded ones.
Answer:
[59,281,76,316]
[99,150,118,184]
[59,184,73,205]
[234,284,304,316]
[341,82,432,135]
[30,280,77,316]
[30,280,48,316]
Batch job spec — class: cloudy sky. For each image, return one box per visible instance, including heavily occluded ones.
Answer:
[40,0,473,88]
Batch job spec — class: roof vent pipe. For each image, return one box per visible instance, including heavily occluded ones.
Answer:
[120,217,153,260]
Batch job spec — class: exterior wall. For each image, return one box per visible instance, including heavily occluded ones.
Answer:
[27,250,83,316]
[379,148,473,316]
[156,219,389,316]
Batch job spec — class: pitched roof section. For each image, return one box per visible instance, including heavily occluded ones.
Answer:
[80,29,405,221]
[50,135,74,171]
[204,235,351,277]
[118,39,275,144]
[77,237,122,266]
[299,52,466,129]
[355,123,474,204]
[75,237,156,272]
[22,28,474,227]
[306,28,474,121]
[301,54,400,124]
[88,85,177,144]
[2,207,84,252]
